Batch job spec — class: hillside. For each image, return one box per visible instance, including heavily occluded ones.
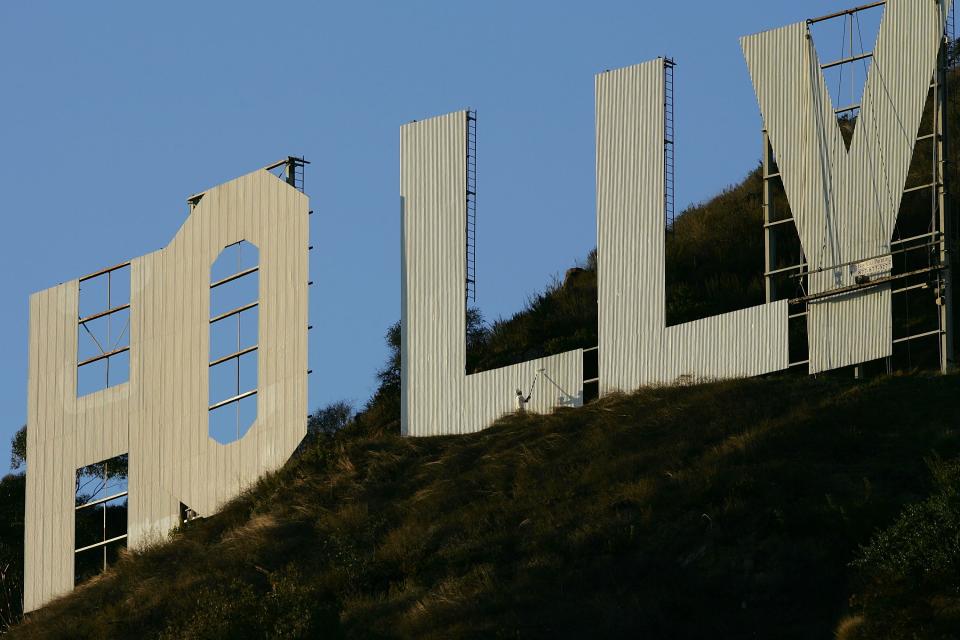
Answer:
[6,374,960,639]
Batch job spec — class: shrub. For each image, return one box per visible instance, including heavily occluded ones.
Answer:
[847,457,960,639]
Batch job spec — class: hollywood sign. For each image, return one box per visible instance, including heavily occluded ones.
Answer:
[402,0,954,435]
[24,0,952,611]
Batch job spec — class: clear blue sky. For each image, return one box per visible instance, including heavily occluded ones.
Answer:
[0,1,876,472]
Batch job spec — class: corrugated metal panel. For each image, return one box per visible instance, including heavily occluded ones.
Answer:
[597,60,789,393]
[23,293,38,611]
[136,169,309,519]
[24,282,92,611]
[741,0,950,372]
[400,112,583,437]
[400,113,467,437]
[463,351,583,434]
[25,169,309,611]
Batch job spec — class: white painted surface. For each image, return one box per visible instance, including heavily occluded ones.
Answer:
[24,169,308,611]
[400,113,583,437]
[596,60,790,393]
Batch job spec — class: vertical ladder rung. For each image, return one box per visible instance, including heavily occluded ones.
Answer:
[465,110,478,303]
[663,58,676,231]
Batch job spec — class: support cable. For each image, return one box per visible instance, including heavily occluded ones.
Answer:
[808,24,839,272]
[80,320,107,357]
[110,317,130,352]
[856,13,898,252]
[526,368,544,400]
[835,15,849,113]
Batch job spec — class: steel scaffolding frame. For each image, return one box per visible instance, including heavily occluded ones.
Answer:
[762,1,955,374]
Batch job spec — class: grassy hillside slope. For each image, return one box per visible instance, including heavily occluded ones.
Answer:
[9,374,960,639]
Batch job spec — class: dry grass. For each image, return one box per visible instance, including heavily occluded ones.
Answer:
[835,615,866,640]
[6,373,960,639]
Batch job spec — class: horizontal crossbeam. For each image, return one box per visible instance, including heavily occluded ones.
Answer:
[209,345,258,368]
[210,302,258,325]
[78,304,130,325]
[77,346,129,368]
[210,266,258,290]
[208,389,257,412]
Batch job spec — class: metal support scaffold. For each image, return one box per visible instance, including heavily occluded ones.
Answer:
[762,0,956,375]
[935,23,955,372]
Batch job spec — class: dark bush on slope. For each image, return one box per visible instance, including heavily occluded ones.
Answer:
[665,167,767,324]
[467,252,598,374]
[842,457,960,639]
[0,473,24,633]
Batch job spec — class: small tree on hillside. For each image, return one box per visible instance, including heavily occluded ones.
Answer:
[376,322,402,397]
[10,426,25,471]
[308,401,354,439]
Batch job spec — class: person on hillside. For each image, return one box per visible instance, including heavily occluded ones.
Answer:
[515,388,531,413]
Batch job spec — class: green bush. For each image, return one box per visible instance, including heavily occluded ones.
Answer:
[848,457,960,639]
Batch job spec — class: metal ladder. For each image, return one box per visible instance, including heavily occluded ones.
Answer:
[265,156,309,193]
[664,58,677,231]
[466,110,478,303]
[284,156,307,193]
[290,160,306,193]
[949,0,956,43]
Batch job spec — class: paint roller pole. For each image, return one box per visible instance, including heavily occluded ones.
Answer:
[515,368,546,414]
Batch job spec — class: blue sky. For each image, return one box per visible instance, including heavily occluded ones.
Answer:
[0,1,880,472]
